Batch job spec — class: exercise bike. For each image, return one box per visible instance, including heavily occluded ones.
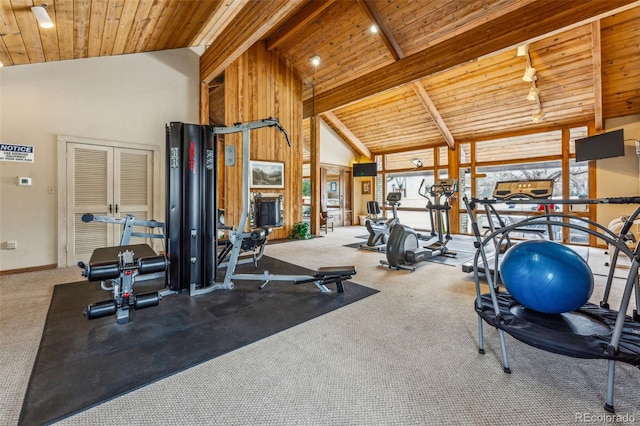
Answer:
[361,191,402,251]
[381,179,457,271]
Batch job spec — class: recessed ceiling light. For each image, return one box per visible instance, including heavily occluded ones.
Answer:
[370,25,378,34]
[311,55,320,67]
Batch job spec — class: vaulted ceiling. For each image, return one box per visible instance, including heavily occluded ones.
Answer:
[2,0,639,159]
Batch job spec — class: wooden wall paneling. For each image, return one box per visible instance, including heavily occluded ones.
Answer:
[601,8,640,118]
[200,0,304,84]
[222,42,303,239]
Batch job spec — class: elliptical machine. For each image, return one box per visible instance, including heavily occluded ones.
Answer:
[361,191,402,251]
[381,179,457,271]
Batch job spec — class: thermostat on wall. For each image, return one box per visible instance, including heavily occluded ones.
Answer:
[18,177,32,186]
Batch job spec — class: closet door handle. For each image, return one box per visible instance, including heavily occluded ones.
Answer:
[109,204,113,213]
[115,204,119,214]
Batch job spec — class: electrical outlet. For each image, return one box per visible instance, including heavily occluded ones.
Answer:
[6,240,17,250]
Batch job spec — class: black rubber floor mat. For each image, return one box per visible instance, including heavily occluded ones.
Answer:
[19,256,378,426]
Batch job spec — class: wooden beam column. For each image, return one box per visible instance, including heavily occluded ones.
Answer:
[310,115,321,236]
[200,81,210,125]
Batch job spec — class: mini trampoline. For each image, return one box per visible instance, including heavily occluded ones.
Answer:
[464,195,640,413]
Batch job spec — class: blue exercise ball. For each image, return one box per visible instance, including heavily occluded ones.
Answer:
[500,240,594,314]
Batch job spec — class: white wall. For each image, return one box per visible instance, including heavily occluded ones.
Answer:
[0,49,201,271]
[319,119,356,166]
[597,115,640,228]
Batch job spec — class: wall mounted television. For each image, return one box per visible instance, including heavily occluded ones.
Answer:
[575,129,625,162]
[353,162,378,177]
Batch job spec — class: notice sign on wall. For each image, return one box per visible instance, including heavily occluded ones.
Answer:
[0,144,35,162]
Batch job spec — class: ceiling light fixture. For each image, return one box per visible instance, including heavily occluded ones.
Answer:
[411,158,423,168]
[516,44,529,57]
[32,4,54,28]
[310,55,320,67]
[532,110,546,123]
[370,24,378,34]
[522,66,537,82]
[526,86,540,101]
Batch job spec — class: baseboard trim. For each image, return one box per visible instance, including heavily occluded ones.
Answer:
[0,263,58,276]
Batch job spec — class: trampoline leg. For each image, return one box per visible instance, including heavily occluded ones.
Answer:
[477,316,485,354]
[604,360,616,413]
[498,329,511,373]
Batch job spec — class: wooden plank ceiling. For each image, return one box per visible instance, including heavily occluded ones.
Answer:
[1,0,639,160]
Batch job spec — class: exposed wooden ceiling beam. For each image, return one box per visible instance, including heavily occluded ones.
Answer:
[358,0,455,150]
[190,0,249,47]
[411,82,455,150]
[591,21,603,131]
[265,0,335,51]
[200,0,304,84]
[356,0,403,61]
[321,112,372,159]
[303,0,639,118]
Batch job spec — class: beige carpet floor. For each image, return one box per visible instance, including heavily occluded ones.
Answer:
[1,226,639,425]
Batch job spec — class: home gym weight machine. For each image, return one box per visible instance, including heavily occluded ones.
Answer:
[361,191,402,251]
[79,214,169,324]
[167,118,356,296]
[80,118,356,323]
[381,178,457,271]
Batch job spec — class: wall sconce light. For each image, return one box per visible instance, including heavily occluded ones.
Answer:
[532,110,546,123]
[516,45,529,57]
[310,55,321,67]
[526,86,540,101]
[32,4,54,28]
[522,67,537,82]
[0,60,3,68]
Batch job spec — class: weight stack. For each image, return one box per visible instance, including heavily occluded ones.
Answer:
[166,123,218,292]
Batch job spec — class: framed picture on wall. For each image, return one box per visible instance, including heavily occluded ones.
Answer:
[361,180,371,195]
[250,161,285,188]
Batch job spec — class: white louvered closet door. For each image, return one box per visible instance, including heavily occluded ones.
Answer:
[66,143,153,266]
[114,147,154,246]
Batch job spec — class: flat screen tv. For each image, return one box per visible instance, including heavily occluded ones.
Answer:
[575,129,625,162]
[353,162,377,177]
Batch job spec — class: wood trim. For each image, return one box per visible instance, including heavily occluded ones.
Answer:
[0,264,57,276]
